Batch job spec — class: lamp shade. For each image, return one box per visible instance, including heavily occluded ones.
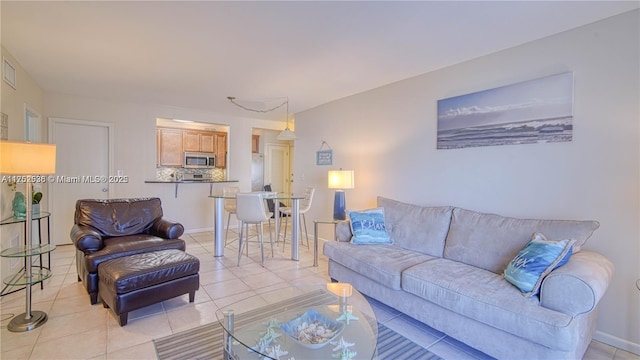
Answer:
[276,128,296,141]
[328,170,354,189]
[0,141,56,175]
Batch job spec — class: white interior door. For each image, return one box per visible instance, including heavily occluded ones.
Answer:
[49,118,112,245]
[265,143,291,195]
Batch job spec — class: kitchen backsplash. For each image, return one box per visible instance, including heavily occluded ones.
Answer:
[156,167,226,181]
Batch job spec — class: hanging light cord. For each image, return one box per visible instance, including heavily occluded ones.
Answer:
[227,96,288,113]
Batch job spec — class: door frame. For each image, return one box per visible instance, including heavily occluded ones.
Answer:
[48,117,114,243]
[24,104,42,142]
[265,142,291,196]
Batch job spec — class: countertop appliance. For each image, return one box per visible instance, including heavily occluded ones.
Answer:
[182,173,212,181]
[183,152,215,168]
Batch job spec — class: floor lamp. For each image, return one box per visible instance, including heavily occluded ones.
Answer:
[328,170,354,220]
[0,141,56,332]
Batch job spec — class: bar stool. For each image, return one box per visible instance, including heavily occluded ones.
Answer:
[236,192,274,266]
[280,187,314,249]
[223,186,240,246]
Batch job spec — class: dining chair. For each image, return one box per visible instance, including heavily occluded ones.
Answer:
[223,186,240,246]
[280,187,315,250]
[263,184,288,219]
[235,192,274,266]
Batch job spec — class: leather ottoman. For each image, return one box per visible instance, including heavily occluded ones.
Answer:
[98,249,200,326]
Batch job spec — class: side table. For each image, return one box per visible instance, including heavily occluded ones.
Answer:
[0,211,52,296]
[1,243,56,331]
[313,218,341,267]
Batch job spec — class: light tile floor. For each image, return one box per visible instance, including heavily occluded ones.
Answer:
[0,231,637,359]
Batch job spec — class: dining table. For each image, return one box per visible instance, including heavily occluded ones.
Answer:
[209,192,305,261]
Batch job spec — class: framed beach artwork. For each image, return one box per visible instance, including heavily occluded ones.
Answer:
[316,141,333,165]
[437,72,574,149]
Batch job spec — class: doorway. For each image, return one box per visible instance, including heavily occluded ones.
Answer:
[265,143,291,195]
[251,129,292,195]
[48,118,113,245]
[25,105,41,142]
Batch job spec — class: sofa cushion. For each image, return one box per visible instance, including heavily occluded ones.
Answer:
[443,208,599,274]
[348,207,392,244]
[323,241,435,290]
[336,221,353,242]
[504,233,576,297]
[377,197,453,257]
[75,198,163,237]
[402,258,575,351]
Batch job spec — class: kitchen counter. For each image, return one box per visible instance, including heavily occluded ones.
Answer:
[145,179,239,197]
[145,180,238,183]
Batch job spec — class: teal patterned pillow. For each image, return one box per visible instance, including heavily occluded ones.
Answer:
[504,233,575,297]
[348,208,392,244]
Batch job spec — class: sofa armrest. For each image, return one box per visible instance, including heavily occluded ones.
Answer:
[70,224,103,254]
[540,250,614,316]
[149,218,184,239]
[335,220,353,242]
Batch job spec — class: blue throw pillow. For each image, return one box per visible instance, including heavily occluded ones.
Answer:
[504,233,575,297]
[348,208,392,244]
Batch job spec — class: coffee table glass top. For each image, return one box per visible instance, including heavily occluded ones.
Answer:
[216,283,378,359]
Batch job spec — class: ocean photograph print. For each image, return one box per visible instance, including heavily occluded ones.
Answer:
[436,72,574,150]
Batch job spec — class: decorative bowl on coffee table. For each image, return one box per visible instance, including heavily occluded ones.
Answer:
[280,309,345,349]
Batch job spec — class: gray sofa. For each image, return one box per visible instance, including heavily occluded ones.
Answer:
[323,196,614,360]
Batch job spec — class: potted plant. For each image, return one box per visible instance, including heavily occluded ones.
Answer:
[32,190,42,214]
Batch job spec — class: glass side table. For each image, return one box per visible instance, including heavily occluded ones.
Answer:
[1,243,56,332]
[0,211,52,296]
[313,218,341,267]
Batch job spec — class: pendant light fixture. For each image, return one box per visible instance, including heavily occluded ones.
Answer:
[227,96,296,141]
[276,100,296,140]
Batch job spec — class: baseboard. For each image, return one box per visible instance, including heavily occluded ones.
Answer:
[183,227,214,234]
[594,331,640,355]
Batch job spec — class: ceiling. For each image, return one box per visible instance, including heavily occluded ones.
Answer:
[2,1,638,121]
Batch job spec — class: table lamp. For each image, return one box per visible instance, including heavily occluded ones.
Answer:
[328,170,354,220]
[0,141,56,332]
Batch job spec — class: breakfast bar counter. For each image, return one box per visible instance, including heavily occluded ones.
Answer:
[145,179,239,198]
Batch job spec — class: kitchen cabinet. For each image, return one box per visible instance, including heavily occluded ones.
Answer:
[214,132,227,168]
[158,128,183,166]
[252,135,259,153]
[183,130,217,154]
[182,131,201,152]
[200,132,215,153]
[157,127,227,168]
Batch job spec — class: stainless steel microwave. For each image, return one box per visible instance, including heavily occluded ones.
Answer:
[183,152,215,168]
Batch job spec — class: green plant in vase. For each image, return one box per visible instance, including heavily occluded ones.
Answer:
[32,190,42,214]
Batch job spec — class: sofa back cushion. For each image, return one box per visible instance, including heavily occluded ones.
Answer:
[377,197,453,257]
[443,208,600,274]
[75,198,163,237]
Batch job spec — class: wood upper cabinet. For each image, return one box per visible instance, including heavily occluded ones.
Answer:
[214,132,227,168]
[158,128,183,166]
[157,127,227,168]
[252,135,259,153]
[200,132,215,153]
[182,131,201,152]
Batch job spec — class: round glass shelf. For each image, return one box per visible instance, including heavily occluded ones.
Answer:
[0,244,56,258]
[3,266,52,286]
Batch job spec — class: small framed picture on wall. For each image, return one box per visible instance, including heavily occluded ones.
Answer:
[316,149,332,166]
[1,113,8,140]
[3,57,16,89]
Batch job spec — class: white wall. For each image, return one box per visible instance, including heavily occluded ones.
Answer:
[43,93,286,233]
[0,46,45,280]
[293,10,640,352]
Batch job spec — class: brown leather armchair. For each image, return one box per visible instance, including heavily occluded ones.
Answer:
[70,198,186,304]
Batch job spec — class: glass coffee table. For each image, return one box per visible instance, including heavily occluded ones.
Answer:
[216,283,378,359]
